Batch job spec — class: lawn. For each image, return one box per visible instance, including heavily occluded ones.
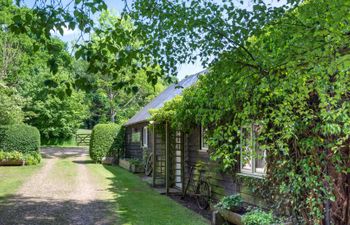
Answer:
[0,164,42,201]
[87,164,210,225]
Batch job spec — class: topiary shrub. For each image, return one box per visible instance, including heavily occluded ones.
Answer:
[0,124,40,153]
[89,123,120,163]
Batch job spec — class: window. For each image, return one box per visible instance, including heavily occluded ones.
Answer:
[240,124,266,176]
[131,128,141,143]
[200,126,208,151]
[142,126,148,147]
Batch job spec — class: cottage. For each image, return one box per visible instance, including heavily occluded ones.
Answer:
[123,70,267,211]
[122,72,200,185]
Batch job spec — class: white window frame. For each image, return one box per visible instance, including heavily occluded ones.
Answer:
[240,124,266,177]
[142,126,148,147]
[200,126,208,151]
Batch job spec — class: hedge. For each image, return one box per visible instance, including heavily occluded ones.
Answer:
[89,123,121,163]
[0,124,40,153]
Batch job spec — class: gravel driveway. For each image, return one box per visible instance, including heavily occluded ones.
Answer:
[0,148,117,225]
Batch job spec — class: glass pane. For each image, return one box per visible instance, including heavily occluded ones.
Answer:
[143,127,147,146]
[255,148,266,173]
[201,127,208,149]
[132,128,141,142]
[241,126,253,172]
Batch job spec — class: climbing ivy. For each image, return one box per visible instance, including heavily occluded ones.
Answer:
[150,1,350,224]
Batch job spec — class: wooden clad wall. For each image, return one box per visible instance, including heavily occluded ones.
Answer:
[184,126,237,202]
[124,122,153,159]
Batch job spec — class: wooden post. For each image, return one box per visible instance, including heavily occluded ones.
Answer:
[181,131,185,194]
[152,124,156,187]
[165,122,170,195]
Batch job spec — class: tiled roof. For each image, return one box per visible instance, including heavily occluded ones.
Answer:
[124,70,206,126]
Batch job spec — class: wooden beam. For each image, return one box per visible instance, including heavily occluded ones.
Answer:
[152,124,156,187]
[165,122,169,195]
[181,131,185,195]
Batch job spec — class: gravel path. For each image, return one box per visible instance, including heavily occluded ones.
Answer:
[0,148,117,225]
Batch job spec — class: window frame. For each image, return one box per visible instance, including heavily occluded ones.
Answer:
[240,124,266,177]
[142,126,148,148]
[200,125,209,151]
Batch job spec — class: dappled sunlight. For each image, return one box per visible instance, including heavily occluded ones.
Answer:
[0,195,116,225]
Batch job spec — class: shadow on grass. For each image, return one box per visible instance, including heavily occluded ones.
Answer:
[102,165,210,225]
[40,147,88,160]
[0,195,116,225]
[72,160,95,164]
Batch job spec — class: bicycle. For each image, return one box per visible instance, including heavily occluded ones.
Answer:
[144,152,153,176]
[182,166,211,210]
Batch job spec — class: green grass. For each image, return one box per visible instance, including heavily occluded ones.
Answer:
[87,164,210,225]
[77,129,92,135]
[0,164,42,201]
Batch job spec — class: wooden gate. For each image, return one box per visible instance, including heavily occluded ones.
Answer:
[76,134,91,146]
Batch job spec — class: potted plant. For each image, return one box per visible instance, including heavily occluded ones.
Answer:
[0,151,25,166]
[214,194,293,225]
[129,159,144,173]
[215,194,245,225]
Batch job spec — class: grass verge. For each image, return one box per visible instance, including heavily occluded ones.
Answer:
[0,163,42,201]
[87,164,210,225]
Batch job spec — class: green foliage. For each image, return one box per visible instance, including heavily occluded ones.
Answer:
[0,124,40,153]
[149,1,350,223]
[242,210,275,225]
[24,152,42,165]
[215,194,243,211]
[0,83,23,125]
[129,158,143,166]
[0,150,41,165]
[0,150,23,161]
[89,123,120,163]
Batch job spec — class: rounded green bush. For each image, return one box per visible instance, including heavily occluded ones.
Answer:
[89,123,120,163]
[0,124,40,153]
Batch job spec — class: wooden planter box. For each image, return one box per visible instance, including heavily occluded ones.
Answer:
[119,159,144,173]
[218,209,243,225]
[102,157,115,165]
[0,159,25,166]
[213,208,293,225]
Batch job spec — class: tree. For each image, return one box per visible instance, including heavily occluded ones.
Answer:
[149,0,350,224]
[76,11,166,125]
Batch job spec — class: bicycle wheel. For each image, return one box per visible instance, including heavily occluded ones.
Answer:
[195,180,211,210]
[145,153,153,176]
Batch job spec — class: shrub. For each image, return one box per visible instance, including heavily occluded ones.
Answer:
[0,150,42,165]
[0,124,40,153]
[89,123,120,163]
[0,150,24,161]
[24,152,42,165]
[242,209,275,225]
[215,194,243,211]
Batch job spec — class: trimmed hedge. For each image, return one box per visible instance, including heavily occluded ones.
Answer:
[89,123,120,163]
[0,124,40,153]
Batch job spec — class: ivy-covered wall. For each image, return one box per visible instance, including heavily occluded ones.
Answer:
[150,1,350,224]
